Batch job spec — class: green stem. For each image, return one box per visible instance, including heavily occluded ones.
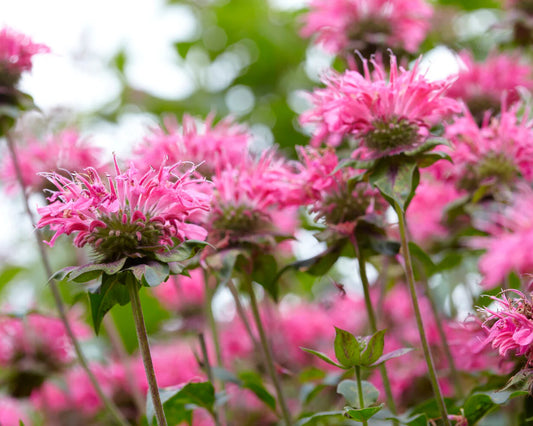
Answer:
[355,366,368,426]
[350,235,398,419]
[244,278,292,426]
[203,270,224,368]
[199,333,222,426]
[395,203,450,426]
[127,277,167,426]
[3,130,128,426]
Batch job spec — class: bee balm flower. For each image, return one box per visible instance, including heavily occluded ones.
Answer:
[37,160,211,263]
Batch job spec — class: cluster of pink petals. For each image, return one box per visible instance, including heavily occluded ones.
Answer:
[300,0,433,55]
[37,160,210,255]
[406,176,464,246]
[133,114,251,176]
[0,27,49,74]
[300,55,461,158]
[481,290,533,365]
[152,268,205,313]
[472,186,533,288]
[0,129,104,195]
[209,150,303,243]
[439,104,533,186]
[0,397,29,426]
[447,51,533,110]
[0,313,89,368]
[297,147,385,231]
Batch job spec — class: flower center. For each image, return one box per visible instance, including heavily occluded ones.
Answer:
[211,204,270,243]
[459,151,518,191]
[364,118,420,152]
[320,185,372,225]
[90,211,166,262]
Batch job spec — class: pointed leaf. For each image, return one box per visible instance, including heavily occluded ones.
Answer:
[139,261,170,287]
[370,159,420,212]
[360,330,386,367]
[239,371,277,412]
[345,404,384,421]
[334,327,361,368]
[370,347,414,367]
[300,347,346,369]
[463,390,528,425]
[252,254,279,302]
[154,240,211,263]
[404,137,449,157]
[296,411,345,426]
[89,272,130,334]
[417,151,452,168]
[337,379,379,408]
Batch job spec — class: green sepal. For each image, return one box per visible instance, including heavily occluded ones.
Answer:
[334,327,361,368]
[360,329,386,367]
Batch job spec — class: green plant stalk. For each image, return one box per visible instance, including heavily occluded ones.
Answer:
[199,333,222,426]
[203,270,224,368]
[350,235,398,419]
[395,203,450,426]
[127,278,167,426]
[244,278,292,426]
[355,366,368,426]
[420,279,463,399]
[3,130,129,426]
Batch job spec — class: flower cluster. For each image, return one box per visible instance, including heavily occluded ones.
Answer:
[134,114,251,178]
[37,160,211,262]
[300,0,432,56]
[0,129,104,195]
[300,54,461,159]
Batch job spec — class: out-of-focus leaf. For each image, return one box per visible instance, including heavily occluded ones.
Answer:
[295,411,345,426]
[344,404,383,421]
[89,272,130,334]
[337,379,379,408]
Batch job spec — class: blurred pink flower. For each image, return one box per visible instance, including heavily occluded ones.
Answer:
[0,397,30,426]
[0,129,104,195]
[300,55,460,159]
[152,268,205,313]
[133,114,251,177]
[208,150,302,247]
[447,51,533,117]
[439,104,533,191]
[0,26,48,84]
[481,290,533,365]
[472,186,533,288]
[300,0,432,55]
[297,147,386,232]
[37,160,211,262]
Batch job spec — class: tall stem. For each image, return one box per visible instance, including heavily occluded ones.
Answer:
[244,278,292,426]
[3,130,128,426]
[354,366,368,426]
[350,235,398,418]
[199,333,222,426]
[203,270,224,368]
[395,203,450,426]
[127,277,167,426]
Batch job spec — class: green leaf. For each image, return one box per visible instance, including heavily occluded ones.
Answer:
[408,241,436,280]
[295,411,345,426]
[334,327,361,368]
[300,347,346,369]
[154,240,211,263]
[89,272,130,334]
[360,329,385,367]
[404,137,449,157]
[337,379,379,408]
[345,404,384,421]
[239,371,277,412]
[251,254,279,302]
[370,158,420,212]
[463,390,528,425]
[417,151,452,168]
[333,158,376,173]
[370,348,414,367]
[53,258,127,283]
[126,261,170,287]
[386,413,429,426]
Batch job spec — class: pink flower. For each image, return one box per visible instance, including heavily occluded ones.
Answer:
[472,186,533,288]
[297,147,386,232]
[0,397,30,426]
[300,0,433,55]
[152,268,205,313]
[481,290,533,365]
[439,104,533,191]
[0,27,48,84]
[300,55,461,159]
[37,159,211,262]
[406,175,464,246]
[0,129,104,195]
[447,51,533,118]
[208,150,302,247]
[133,114,251,177]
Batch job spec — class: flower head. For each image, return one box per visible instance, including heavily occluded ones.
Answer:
[0,129,104,195]
[300,55,461,159]
[447,51,533,120]
[300,0,432,56]
[481,290,533,365]
[133,114,251,177]
[471,186,533,288]
[37,159,211,262]
[0,27,49,87]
